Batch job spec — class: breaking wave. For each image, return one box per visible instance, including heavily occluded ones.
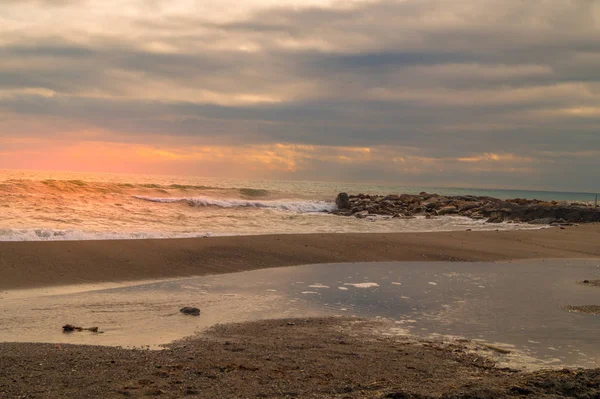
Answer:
[133,196,337,213]
[0,228,214,242]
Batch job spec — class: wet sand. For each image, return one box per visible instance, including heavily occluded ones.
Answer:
[2,318,600,399]
[1,223,600,291]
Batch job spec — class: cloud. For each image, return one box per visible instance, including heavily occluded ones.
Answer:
[0,0,599,190]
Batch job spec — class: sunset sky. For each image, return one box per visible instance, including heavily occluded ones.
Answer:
[1,0,599,191]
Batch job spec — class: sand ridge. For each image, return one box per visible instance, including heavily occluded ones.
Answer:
[1,224,600,291]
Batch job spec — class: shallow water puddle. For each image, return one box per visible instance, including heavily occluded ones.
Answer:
[1,259,599,369]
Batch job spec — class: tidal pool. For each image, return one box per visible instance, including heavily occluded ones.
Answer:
[1,259,598,369]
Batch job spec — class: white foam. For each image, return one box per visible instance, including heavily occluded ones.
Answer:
[0,228,212,242]
[344,282,380,288]
[133,196,336,213]
[308,283,330,288]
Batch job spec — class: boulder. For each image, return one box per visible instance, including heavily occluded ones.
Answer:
[438,206,458,215]
[459,203,481,212]
[335,192,351,209]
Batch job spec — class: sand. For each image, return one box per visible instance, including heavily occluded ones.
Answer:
[1,223,600,291]
[2,318,600,399]
[2,226,600,398]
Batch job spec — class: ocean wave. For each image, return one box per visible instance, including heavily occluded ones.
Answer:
[133,196,336,213]
[238,188,270,197]
[0,179,269,196]
[0,228,213,242]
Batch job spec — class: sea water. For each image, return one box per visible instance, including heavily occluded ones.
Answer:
[2,260,598,369]
[0,169,596,241]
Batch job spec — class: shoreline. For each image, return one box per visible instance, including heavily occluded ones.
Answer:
[1,223,600,291]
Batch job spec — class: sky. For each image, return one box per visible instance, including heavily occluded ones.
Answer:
[1,0,599,191]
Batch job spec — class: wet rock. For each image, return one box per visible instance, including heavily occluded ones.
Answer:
[180,307,201,316]
[438,206,458,215]
[459,203,481,212]
[353,210,369,219]
[335,192,351,209]
[486,217,504,223]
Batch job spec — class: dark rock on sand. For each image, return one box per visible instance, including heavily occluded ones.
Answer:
[180,307,200,316]
[581,280,600,286]
[335,192,351,209]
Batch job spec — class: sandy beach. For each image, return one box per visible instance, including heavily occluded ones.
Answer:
[2,224,600,291]
[2,226,600,398]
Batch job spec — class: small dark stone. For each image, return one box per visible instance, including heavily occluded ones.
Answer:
[180,307,200,316]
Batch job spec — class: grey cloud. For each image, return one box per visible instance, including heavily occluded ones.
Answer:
[1,0,600,189]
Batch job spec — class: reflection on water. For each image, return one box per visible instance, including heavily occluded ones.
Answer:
[1,259,599,369]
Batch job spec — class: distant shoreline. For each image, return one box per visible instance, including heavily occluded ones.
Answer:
[1,224,599,291]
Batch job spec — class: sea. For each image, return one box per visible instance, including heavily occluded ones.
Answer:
[0,169,597,241]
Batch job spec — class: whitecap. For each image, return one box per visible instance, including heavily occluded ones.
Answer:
[133,196,336,213]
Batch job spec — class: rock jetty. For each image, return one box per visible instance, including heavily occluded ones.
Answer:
[332,192,600,224]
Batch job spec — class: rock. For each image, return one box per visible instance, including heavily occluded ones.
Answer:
[180,307,201,316]
[438,206,458,215]
[335,192,351,209]
[328,192,600,224]
[424,202,437,210]
[354,210,369,219]
[459,203,481,212]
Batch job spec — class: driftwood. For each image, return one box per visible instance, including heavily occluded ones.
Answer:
[62,324,99,333]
